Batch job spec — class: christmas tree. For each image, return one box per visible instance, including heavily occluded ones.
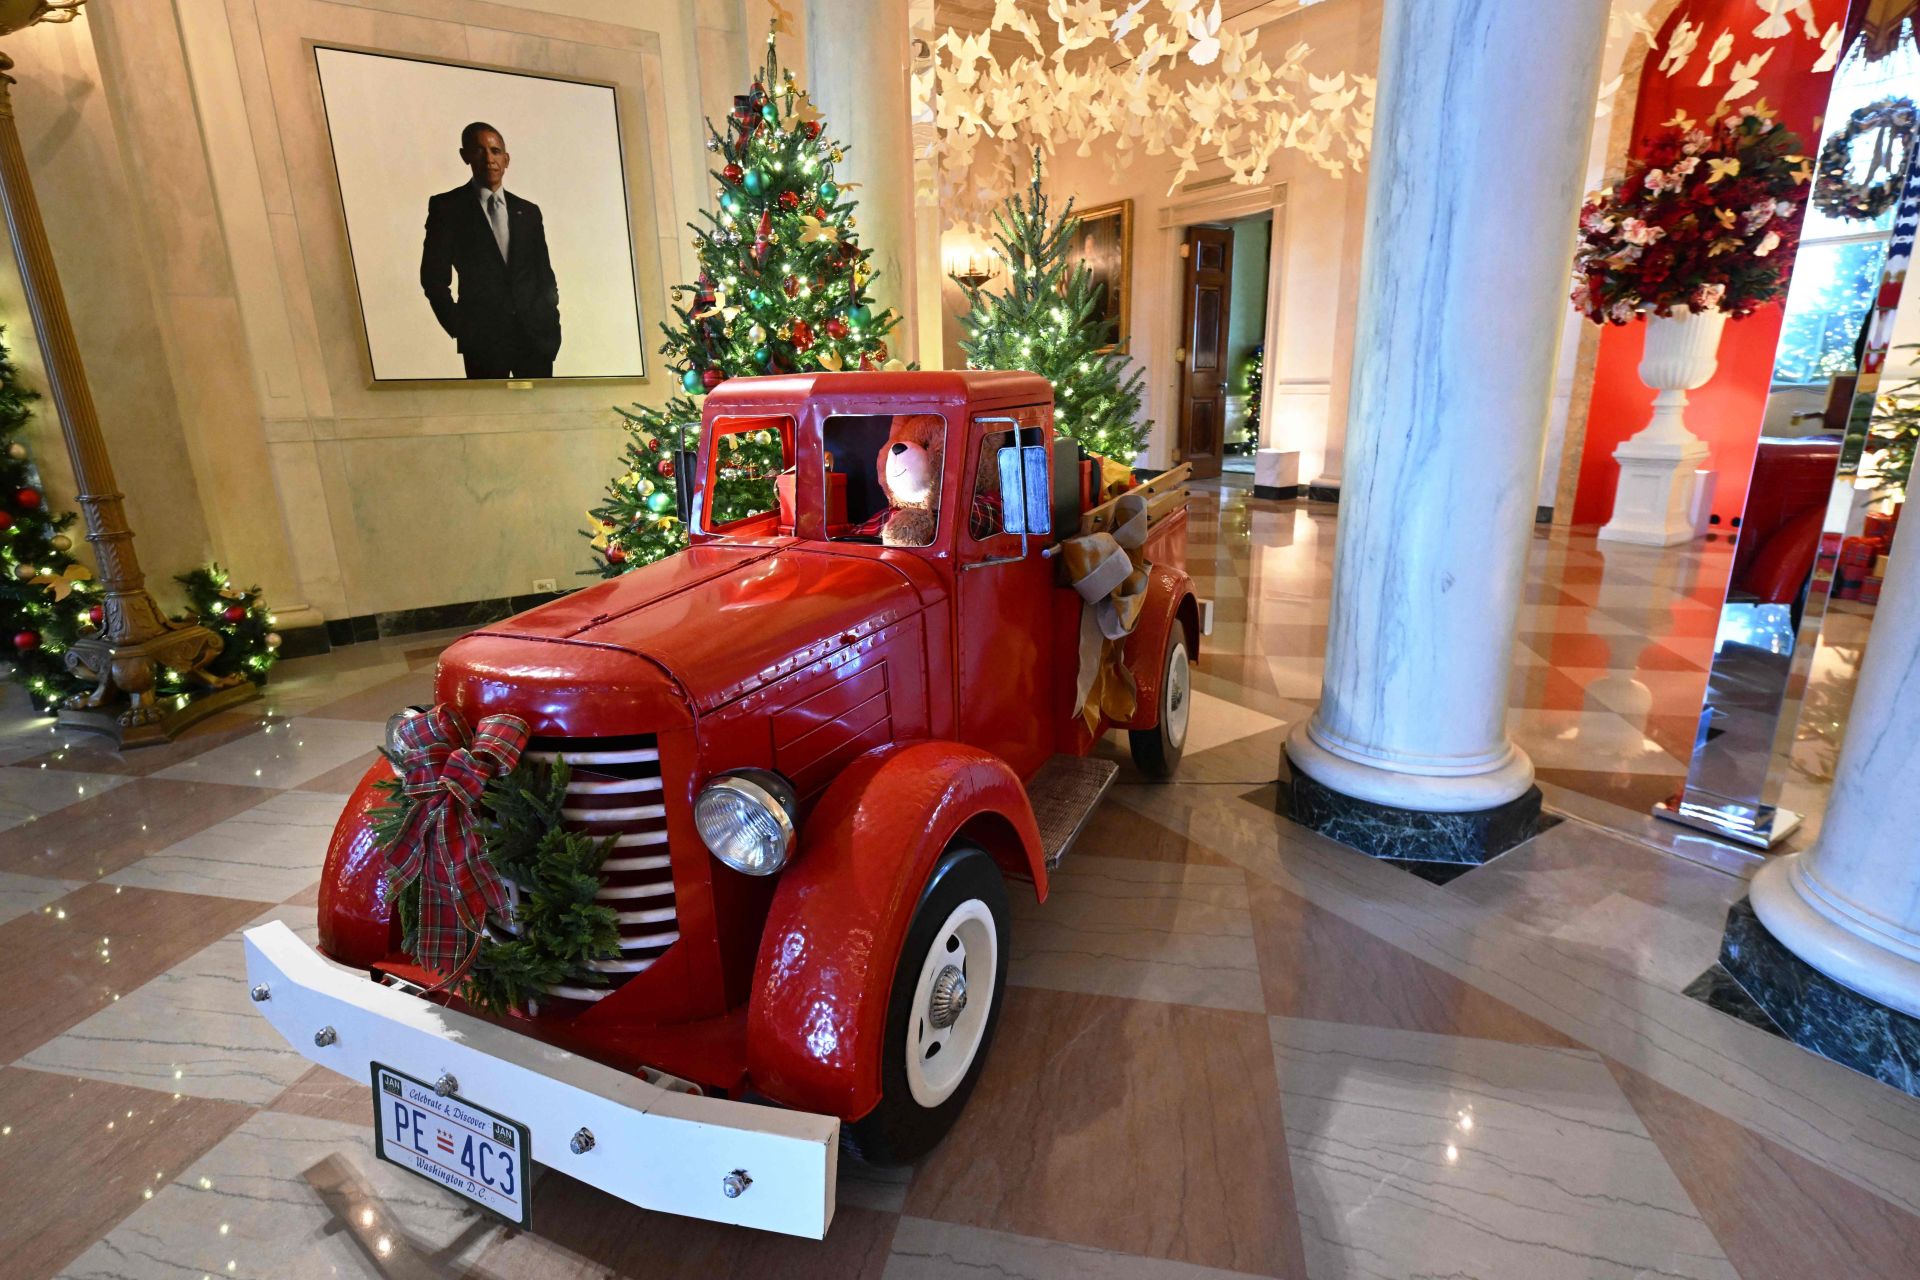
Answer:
[0,330,95,712]
[586,30,900,574]
[955,162,1150,461]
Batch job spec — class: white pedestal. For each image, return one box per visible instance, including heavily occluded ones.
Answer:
[1255,449,1300,498]
[1600,443,1714,546]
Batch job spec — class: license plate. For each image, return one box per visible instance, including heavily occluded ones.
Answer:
[371,1063,532,1228]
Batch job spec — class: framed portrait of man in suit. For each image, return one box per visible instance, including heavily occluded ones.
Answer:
[313,47,646,383]
[1062,199,1132,351]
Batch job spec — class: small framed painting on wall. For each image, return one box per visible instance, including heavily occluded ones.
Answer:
[1064,198,1133,350]
[313,46,647,383]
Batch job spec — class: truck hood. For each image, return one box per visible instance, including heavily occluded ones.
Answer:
[462,544,924,714]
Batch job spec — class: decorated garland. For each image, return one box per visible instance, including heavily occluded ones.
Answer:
[1814,97,1919,223]
[372,705,622,1015]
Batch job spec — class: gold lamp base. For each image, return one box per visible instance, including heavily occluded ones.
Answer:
[57,619,258,747]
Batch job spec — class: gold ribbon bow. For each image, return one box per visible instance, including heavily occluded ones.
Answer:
[1059,493,1151,734]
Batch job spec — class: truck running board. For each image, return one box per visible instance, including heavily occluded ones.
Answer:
[1026,754,1120,870]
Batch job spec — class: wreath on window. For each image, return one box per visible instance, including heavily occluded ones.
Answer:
[1813,97,1919,222]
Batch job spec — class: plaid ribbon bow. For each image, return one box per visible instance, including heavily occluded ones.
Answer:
[383,705,530,979]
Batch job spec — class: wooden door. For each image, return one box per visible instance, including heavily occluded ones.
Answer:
[1176,226,1232,480]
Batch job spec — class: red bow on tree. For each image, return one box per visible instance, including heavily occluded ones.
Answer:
[383,705,530,980]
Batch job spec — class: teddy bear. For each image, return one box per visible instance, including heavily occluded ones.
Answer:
[875,413,944,547]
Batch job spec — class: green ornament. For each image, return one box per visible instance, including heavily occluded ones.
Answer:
[819,181,838,203]
[742,169,769,197]
[753,345,773,367]
[719,189,738,214]
[681,368,703,393]
[645,489,675,515]
[848,303,873,327]
[761,102,781,125]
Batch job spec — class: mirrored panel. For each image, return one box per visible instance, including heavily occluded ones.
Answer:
[1657,53,1920,849]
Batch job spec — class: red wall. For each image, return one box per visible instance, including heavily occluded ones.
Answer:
[1570,0,1848,527]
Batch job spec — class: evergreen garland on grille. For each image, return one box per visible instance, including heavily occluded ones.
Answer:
[374,756,623,1016]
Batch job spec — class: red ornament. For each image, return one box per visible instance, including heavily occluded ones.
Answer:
[0,512,11,532]
[824,316,849,340]
[702,368,726,390]
[777,190,800,211]
[804,121,821,139]
[783,275,800,297]
[791,320,815,352]
[87,605,103,624]
[221,604,247,624]
[723,163,743,184]
[606,545,627,564]
[12,630,38,652]
[14,487,40,510]
[874,341,890,362]
[656,458,676,479]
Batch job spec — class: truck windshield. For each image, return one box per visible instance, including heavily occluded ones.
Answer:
[704,415,794,534]
[823,412,947,547]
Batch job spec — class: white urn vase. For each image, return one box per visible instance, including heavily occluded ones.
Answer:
[1599,305,1727,547]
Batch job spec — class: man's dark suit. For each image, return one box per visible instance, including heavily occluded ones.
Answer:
[419,183,561,379]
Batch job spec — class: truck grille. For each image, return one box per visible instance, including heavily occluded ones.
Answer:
[518,734,677,1004]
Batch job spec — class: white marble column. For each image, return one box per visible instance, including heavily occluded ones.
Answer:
[1750,520,1920,1019]
[805,0,918,362]
[1285,0,1610,814]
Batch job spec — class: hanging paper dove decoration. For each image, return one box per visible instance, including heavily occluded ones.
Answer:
[918,0,1834,238]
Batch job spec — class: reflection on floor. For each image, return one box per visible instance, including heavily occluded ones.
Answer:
[1,485,1916,1278]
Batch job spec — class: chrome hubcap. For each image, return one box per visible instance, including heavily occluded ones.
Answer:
[928,964,968,1029]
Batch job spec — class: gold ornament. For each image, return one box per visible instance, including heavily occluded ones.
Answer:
[618,471,640,490]
[49,534,70,552]
[265,632,283,650]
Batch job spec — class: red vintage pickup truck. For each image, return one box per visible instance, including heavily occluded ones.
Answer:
[244,370,1199,1237]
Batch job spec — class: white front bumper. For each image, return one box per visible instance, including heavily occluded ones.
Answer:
[243,921,839,1238]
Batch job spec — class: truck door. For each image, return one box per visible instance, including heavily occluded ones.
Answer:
[954,409,1057,779]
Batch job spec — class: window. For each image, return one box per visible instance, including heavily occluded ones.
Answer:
[971,429,1015,540]
[823,412,946,547]
[969,411,1053,544]
[1771,37,1920,385]
[703,417,792,532]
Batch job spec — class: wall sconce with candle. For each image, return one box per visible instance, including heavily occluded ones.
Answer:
[947,246,998,290]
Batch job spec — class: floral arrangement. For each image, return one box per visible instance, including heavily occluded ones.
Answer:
[1572,103,1812,326]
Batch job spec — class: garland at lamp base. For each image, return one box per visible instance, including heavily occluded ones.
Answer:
[372,704,622,1015]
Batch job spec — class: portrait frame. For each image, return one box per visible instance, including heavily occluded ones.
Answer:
[1064,198,1133,351]
[311,44,649,386]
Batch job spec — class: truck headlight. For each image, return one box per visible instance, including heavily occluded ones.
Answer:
[695,770,797,876]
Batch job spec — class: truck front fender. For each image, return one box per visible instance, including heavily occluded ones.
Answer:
[746,740,1045,1120]
[1120,563,1201,731]
[317,762,399,969]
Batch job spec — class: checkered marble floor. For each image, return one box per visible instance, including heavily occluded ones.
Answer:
[1,487,1916,1278]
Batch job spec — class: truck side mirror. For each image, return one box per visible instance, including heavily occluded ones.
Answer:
[997,444,1053,537]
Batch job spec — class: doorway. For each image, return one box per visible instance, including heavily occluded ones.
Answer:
[1175,212,1272,479]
